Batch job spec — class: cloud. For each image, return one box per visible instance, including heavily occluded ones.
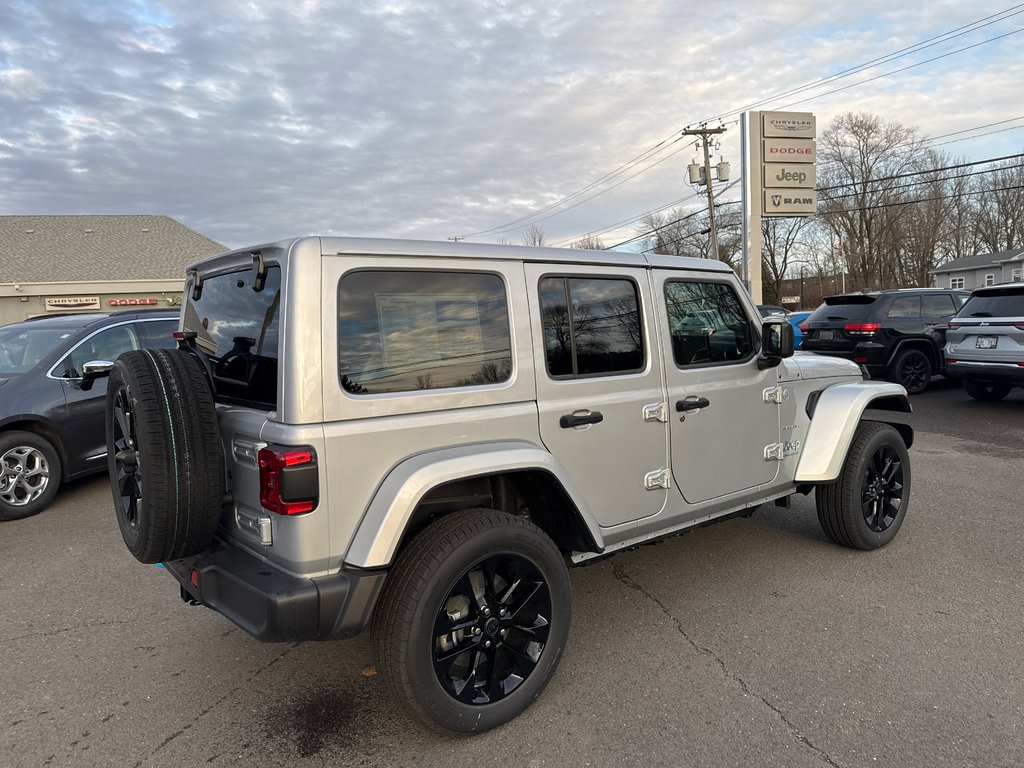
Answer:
[0,0,1021,250]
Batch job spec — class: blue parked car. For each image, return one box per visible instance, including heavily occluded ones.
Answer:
[787,311,813,348]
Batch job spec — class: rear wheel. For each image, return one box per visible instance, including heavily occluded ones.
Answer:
[373,508,571,733]
[106,349,224,563]
[887,349,931,394]
[0,431,62,521]
[816,422,911,550]
[963,378,1012,401]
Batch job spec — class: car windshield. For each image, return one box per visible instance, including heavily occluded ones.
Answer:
[0,326,77,375]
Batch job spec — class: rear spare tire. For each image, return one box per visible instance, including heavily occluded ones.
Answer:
[105,349,224,563]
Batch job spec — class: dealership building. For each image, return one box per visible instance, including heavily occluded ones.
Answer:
[0,215,225,325]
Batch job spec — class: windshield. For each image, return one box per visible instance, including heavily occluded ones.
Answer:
[0,326,77,375]
[182,265,281,409]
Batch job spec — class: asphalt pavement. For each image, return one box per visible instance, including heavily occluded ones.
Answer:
[2,380,1022,768]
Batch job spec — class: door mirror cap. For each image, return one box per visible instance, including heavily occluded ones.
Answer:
[758,319,795,370]
[80,360,114,391]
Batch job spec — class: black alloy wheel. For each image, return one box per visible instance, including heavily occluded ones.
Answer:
[860,442,904,533]
[433,553,552,705]
[891,349,931,395]
[111,385,143,532]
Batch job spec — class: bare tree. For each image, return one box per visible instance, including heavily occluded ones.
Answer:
[521,224,546,247]
[761,217,811,304]
[570,234,606,250]
[974,158,1024,253]
[817,111,928,290]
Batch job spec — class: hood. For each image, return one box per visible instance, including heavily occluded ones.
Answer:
[787,351,862,380]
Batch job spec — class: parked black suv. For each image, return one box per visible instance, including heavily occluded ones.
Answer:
[800,288,969,394]
[0,309,178,520]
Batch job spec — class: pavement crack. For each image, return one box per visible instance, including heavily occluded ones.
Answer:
[611,561,841,768]
[2,619,141,643]
[147,642,301,759]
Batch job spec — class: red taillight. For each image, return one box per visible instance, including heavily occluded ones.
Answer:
[190,569,199,587]
[844,323,881,335]
[258,447,317,515]
[946,358,958,365]
[948,323,961,330]
[854,357,868,364]
[799,324,809,334]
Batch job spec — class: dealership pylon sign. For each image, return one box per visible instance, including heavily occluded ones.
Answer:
[740,111,817,302]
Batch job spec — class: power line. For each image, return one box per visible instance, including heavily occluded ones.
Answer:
[456,6,1024,240]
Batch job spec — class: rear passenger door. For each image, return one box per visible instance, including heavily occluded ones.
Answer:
[654,273,780,505]
[526,264,669,529]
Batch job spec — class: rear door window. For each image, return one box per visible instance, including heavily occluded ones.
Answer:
[886,296,921,319]
[182,266,281,408]
[539,276,644,378]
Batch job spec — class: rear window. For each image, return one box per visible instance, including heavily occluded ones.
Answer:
[806,295,877,323]
[182,265,281,409]
[958,288,1024,318]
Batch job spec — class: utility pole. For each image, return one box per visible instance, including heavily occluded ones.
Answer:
[682,125,728,260]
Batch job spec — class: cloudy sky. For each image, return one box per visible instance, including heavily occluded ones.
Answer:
[1,0,1022,250]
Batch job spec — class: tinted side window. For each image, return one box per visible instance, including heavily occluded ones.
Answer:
[338,270,511,394]
[539,277,644,378]
[921,294,956,317]
[135,319,178,349]
[59,324,140,377]
[664,281,754,367]
[886,296,921,319]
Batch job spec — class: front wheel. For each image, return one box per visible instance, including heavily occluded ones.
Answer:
[888,349,932,395]
[0,431,62,521]
[963,378,1012,401]
[372,508,571,734]
[816,422,911,550]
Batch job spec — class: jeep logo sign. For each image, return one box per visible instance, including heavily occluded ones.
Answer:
[763,163,816,189]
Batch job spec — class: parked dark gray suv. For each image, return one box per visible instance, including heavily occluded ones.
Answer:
[0,309,178,520]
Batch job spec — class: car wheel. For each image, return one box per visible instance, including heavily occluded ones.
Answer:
[0,431,62,521]
[816,422,911,550]
[372,508,571,734]
[105,349,224,563]
[888,349,932,394]
[963,378,1012,401]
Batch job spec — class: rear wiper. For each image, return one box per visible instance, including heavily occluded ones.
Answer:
[969,312,993,317]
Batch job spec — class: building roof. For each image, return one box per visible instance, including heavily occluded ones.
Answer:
[0,215,225,283]
[933,248,1024,274]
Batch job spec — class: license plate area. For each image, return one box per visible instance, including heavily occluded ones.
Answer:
[976,335,998,349]
[818,329,834,341]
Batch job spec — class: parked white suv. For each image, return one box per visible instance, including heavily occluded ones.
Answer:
[103,237,913,733]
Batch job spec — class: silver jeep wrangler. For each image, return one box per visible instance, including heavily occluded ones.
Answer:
[103,237,912,733]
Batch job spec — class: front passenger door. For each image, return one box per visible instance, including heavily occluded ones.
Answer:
[655,274,780,505]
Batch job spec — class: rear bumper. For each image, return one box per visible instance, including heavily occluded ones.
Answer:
[165,543,386,642]
[944,360,1024,384]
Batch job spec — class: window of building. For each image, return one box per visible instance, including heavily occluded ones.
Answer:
[1012,268,1023,283]
[338,270,512,394]
[664,280,754,367]
[984,273,996,286]
[539,276,644,378]
[949,276,965,289]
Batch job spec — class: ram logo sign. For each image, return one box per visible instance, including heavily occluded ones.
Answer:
[764,191,817,215]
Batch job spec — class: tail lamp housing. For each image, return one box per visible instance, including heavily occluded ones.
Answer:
[258,446,318,515]
[844,323,881,336]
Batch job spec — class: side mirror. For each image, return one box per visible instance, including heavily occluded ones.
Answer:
[80,360,114,391]
[758,319,794,370]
